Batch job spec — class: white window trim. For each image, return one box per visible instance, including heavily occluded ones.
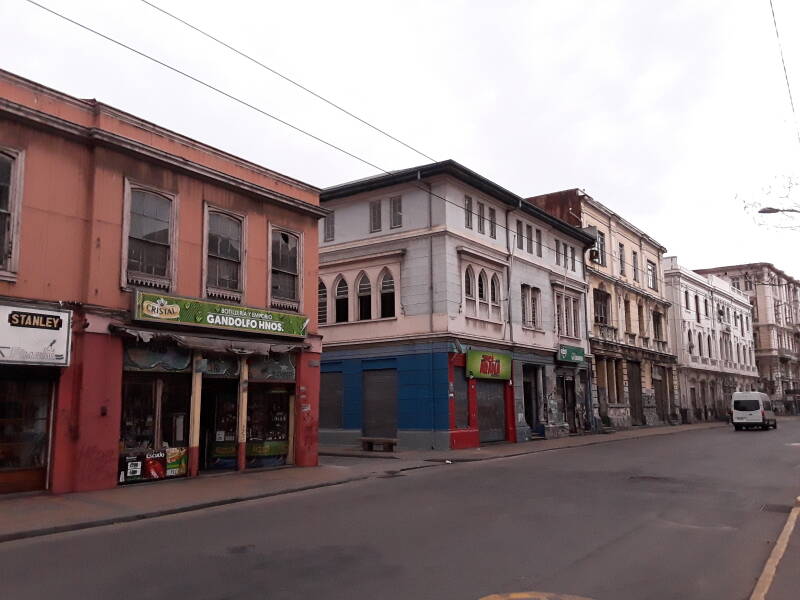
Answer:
[203,203,247,303]
[369,199,382,233]
[120,178,178,292]
[389,196,402,229]
[268,225,304,313]
[323,212,335,242]
[378,267,398,320]
[0,146,25,282]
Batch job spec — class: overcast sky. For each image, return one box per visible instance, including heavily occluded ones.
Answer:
[4,0,800,276]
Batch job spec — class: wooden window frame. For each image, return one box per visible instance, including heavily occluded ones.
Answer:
[120,178,178,292]
[203,204,246,303]
[390,196,402,229]
[269,225,303,312]
[0,146,24,282]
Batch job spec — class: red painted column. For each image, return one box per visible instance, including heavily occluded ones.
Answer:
[293,350,320,467]
[468,378,478,429]
[505,380,517,443]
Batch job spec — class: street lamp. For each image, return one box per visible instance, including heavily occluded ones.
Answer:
[759,207,800,214]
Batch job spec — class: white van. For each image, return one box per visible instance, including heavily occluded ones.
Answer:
[731,392,777,430]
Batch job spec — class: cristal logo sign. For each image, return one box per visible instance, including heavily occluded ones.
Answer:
[142,298,180,319]
[479,354,502,376]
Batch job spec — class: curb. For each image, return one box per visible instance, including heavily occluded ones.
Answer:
[0,422,728,545]
[0,475,370,545]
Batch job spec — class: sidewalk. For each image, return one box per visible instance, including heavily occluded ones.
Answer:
[0,421,727,544]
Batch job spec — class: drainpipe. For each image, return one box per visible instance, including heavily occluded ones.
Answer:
[506,201,518,346]
[423,175,436,448]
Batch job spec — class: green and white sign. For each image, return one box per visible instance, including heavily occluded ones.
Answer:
[133,291,308,338]
[466,350,512,380]
[558,344,585,363]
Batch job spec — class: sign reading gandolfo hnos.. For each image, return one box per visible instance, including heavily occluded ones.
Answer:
[133,292,308,338]
[466,350,512,380]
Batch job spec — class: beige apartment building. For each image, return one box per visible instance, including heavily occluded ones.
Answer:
[695,263,800,413]
[529,189,678,428]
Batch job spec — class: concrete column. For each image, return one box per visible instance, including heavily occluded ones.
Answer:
[188,352,203,477]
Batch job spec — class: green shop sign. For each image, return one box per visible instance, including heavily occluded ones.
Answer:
[133,291,308,338]
[466,350,512,380]
[558,344,585,363]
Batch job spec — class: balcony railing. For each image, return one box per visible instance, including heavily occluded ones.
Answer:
[654,339,668,353]
[594,323,618,341]
[640,336,650,349]
[625,332,636,345]
[701,357,709,365]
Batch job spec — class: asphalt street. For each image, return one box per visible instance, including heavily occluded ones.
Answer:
[2,421,799,600]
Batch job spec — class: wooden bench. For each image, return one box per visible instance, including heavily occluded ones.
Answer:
[360,437,398,452]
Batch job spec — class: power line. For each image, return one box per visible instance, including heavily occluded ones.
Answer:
[768,0,800,147]
[20,0,727,296]
[137,0,437,163]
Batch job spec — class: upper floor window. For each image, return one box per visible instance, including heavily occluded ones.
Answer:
[478,271,487,301]
[127,188,172,289]
[323,212,335,242]
[555,240,561,266]
[390,196,402,229]
[516,220,523,250]
[594,231,606,266]
[684,290,690,309]
[744,275,753,291]
[731,277,740,290]
[697,334,703,357]
[465,267,475,299]
[464,196,473,229]
[570,246,576,271]
[318,280,327,324]
[652,311,664,340]
[0,150,23,278]
[490,274,501,320]
[526,225,533,254]
[646,260,658,291]
[489,208,497,239]
[694,294,700,323]
[593,289,610,325]
[708,334,713,358]
[632,251,639,281]
[704,298,709,316]
[271,230,299,307]
[618,243,625,276]
[688,330,694,354]
[357,273,371,320]
[207,211,243,299]
[477,202,485,234]
[535,229,542,257]
[369,200,382,232]
[521,285,540,328]
[335,278,349,323]
[380,271,395,318]
[556,292,580,338]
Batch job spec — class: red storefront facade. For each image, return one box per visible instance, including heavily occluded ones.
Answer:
[0,70,324,494]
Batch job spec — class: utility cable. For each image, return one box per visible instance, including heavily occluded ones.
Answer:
[768,0,800,147]
[21,0,748,296]
[137,0,437,163]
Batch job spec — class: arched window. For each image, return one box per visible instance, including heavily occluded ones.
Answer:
[707,334,713,358]
[737,344,741,364]
[317,280,327,324]
[380,271,395,319]
[684,290,690,309]
[688,330,694,354]
[357,273,371,321]
[335,278,349,323]
[490,275,500,304]
[465,267,475,299]
[478,271,487,301]
[697,335,703,357]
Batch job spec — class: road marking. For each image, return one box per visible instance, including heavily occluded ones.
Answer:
[749,496,800,600]
[479,592,594,600]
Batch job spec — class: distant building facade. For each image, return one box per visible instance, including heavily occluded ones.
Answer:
[529,189,678,429]
[662,257,759,421]
[695,263,800,413]
[318,161,596,450]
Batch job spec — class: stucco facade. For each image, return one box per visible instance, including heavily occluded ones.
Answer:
[317,161,595,450]
[695,263,800,413]
[0,69,323,494]
[662,257,759,421]
[529,189,678,429]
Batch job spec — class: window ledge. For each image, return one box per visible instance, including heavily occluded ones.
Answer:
[465,315,504,325]
[207,287,242,303]
[0,270,17,283]
[521,325,546,333]
[320,316,398,327]
[559,334,582,342]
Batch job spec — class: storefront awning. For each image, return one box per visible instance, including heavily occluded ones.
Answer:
[109,324,307,355]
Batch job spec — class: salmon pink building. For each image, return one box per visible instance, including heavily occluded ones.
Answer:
[0,70,325,494]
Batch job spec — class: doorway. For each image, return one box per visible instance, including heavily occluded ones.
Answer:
[362,369,398,439]
[523,365,542,435]
[200,379,238,470]
[560,375,578,434]
[628,361,644,425]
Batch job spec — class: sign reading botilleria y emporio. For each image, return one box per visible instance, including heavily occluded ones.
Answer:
[133,292,308,338]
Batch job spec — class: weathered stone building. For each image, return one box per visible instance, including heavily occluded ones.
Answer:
[529,189,678,428]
